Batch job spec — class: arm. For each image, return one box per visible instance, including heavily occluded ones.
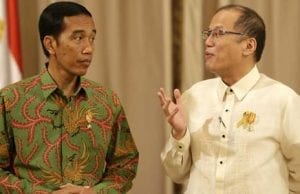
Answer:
[157,88,187,139]
[93,106,139,194]
[0,93,27,193]
[280,94,300,193]
[0,93,52,193]
[161,129,192,183]
[158,88,192,183]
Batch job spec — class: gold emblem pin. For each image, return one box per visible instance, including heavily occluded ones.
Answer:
[237,111,256,131]
[85,109,94,128]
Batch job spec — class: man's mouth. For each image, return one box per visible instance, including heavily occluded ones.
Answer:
[205,51,214,60]
[78,59,91,66]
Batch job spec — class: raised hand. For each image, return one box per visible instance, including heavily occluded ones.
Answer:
[157,88,187,139]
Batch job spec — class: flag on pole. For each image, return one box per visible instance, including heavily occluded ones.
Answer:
[0,0,22,88]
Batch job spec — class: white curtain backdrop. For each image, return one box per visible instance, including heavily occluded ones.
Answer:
[17,0,300,193]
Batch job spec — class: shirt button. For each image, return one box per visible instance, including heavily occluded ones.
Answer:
[225,109,229,112]
[222,134,226,138]
[230,89,233,92]
[220,161,223,164]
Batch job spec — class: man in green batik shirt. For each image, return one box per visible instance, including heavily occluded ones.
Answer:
[0,1,139,193]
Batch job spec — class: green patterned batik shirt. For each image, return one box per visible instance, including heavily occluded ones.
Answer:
[0,68,139,194]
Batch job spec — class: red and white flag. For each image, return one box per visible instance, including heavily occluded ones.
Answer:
[0,0,22,88]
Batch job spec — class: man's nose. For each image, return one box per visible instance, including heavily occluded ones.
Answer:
[205,35,214,47]
[82,40,94,54]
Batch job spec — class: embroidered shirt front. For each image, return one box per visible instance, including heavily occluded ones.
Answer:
[161,66,300,194]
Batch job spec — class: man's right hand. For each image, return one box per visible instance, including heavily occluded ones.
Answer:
[157,88,187,140]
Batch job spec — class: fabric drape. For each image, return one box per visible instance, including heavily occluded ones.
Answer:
[17,0,300,193]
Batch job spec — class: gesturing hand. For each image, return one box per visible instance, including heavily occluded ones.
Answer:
[157,88,187,139]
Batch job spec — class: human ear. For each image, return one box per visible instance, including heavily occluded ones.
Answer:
[242,37,257,56]
[43,35,57,55]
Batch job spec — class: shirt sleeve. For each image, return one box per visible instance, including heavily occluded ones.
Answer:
[92,106,139,193]
[161,128,192,183]
[0,93,50,193]
[280,94,300,193]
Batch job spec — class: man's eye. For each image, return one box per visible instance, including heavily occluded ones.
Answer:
[74,36,83,41]
[212,30,219,36]
[90,36,95,42]
[217,29,225,35]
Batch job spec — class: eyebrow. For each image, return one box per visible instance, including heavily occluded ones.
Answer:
[208,25,224,30]
[72,29,97,34]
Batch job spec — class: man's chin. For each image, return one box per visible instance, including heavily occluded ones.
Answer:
[205,63,220,76]
[205,62,214,71]
[76,70,88,76]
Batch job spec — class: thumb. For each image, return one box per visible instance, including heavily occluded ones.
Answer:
[174,89,182,104]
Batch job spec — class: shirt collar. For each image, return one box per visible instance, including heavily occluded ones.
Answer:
[40,67,87,99]
[217,65,260,101]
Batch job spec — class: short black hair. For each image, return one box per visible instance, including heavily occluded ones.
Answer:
[38,1,92,57]
[216,5,266,62]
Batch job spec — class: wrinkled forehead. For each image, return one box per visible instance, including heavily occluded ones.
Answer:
[209,10,241,30]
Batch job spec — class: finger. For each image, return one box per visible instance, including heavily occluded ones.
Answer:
[61,186,82,192]
[157,89,166,105]
[174,89,183,107]
[174,88,181,97]
[158,88,167,101]
[168,107,179,119]
[59,183,89,191]
[167,107,180,125]
[174,89,182,104]
[159,87,166,95]
[79,186,91,194]
[157,92,166,106]
[60,183,75,188]
[162,98,172,115]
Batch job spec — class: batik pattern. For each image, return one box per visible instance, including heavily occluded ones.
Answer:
[0,69,139,193]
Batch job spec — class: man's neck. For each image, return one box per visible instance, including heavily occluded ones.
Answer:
[47,64,79,97]
[221,63,255,86]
